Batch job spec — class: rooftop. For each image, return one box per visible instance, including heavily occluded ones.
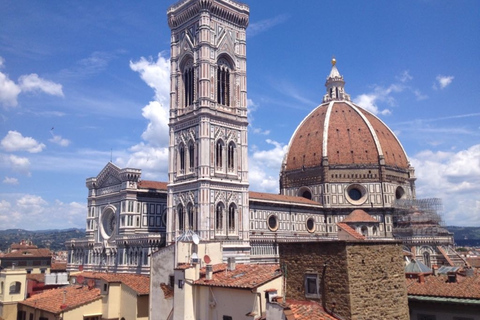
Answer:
[249,191,320,207]
[284,300,338,320]
[195,263,282,290]
[407,273,480,300]
[2,248,52,259]
[342,209,378,223]
[20,285,101,314]
[337,222,365,240]
[72,271,150,295]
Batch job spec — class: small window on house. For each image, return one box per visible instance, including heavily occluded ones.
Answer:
[305,274,320,298]
[9,281,21,294]
[103,283,108,292]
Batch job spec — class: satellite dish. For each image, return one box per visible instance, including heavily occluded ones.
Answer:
[191,252,198,259]
[204,255,211,264]
[192,233,200,245]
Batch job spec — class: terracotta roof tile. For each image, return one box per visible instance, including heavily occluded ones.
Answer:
[73,272,150,295]
[51,262,67,271]
[342,209,378,223]
[27,273,45,283]
[285,300,338,320]
[337,222,365,240]
[249,191,320,206]
[138,180,167,190]
[406,273,480,299]
[2,248,52,258]
[160,283,174,299]
[20,285,101,314]
[467,257,480,268]
[195,264,281,289]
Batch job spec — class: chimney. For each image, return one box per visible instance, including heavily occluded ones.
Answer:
[418,274,425,284]
[432,265,438,276]
[206,265,213,280]
[227,257,236,271]
[466,267,474,277]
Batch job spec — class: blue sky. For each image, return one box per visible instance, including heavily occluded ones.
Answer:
[0,0,479,229]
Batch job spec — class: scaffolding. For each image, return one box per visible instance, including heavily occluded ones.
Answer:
[392,198,451,237]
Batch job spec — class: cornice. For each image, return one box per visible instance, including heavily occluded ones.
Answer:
[168,0,249,29]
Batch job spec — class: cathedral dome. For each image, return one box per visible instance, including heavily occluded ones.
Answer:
[282,60,409,174]
[280,60,415,205]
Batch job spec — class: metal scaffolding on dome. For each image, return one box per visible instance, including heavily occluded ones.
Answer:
[392,198,451,236]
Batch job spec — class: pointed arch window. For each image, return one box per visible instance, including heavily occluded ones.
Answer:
[216,140,224,170]
[179,143,185,173]
[228,203,236,231]
[227,141,235,172]
[183,60,194,107]
[216,202,224,231]
[177,204,184,232]
[217,58,231,106]
[187,203,194,230]
[188,141,195,171]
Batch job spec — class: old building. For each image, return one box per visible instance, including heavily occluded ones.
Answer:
[67,0,456,277]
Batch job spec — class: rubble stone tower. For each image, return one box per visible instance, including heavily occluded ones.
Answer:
[166,0,250,260]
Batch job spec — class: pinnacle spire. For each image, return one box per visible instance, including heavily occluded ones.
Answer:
[323,57,350,103]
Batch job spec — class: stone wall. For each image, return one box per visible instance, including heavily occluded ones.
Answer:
[279,241,409,320]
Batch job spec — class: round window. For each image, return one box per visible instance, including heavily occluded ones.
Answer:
[306,218,315,233]
[395,186,405,200]
[101,209,116,239]
[267,215,279,231]
[345,184,367,205]
[348,188,362,200]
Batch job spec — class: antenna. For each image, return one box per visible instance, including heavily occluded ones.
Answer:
[110,148,113,162]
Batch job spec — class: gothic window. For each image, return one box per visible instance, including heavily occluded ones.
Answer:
[216,202,224,231]
[423,251,431,268]
[188,141,195,171]
[216,140,224,169]
[227,141,235,172]
[178,204,184,231]
[183,61,194,107]
[187,203,194,230]
[228,203,236,231]
[217,59,231,106]
[179,143,185,172]
[361,226,368,236]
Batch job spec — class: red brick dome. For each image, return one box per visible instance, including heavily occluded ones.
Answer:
[282,100,409,171]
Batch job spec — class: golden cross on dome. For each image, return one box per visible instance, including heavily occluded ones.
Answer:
[331,56,336,66]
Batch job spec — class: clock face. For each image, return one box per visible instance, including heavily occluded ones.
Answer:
[101,210,116,238]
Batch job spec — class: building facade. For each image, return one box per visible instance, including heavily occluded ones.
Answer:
[67,0,456,274]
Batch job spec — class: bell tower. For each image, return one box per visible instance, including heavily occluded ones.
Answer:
[166,0,250,260]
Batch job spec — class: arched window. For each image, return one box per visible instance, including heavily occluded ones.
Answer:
[178,204,184,231]
[227,142,235,172]
[228,203,236,231]
[187,203,194,230]
[216,203,224,231]
[188,142,195,171]
[372,226,378,236]
[9,281,21,294]
[217,58,231,106]
[216,140,224,169]
[183,61,194,107]
[361,226,368,236]
[179,144,185,172]
[423,251,431,268]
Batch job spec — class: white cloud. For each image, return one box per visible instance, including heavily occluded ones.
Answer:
[397,70,413,83]
[0,69,21,108]
[1,130,46,153]
[249,139,288,193]
[1,154,31,175]
[0,58,64,108]
[118,53,171,180]
[0,193,86,229]
[410,144,480,226]
[18,73,64,97]
[129,52,170,105]
[248,14,289,38]
[49,134,71,147]
[3,176,19,185]
[434,75,454,90]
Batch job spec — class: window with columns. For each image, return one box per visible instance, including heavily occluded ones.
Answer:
[227,141,235,172]
[228,203,236,231]
[217,58,231,106]
[178,204,184,231]
[183,60,194,107]
[187,203,194,230]
[216,202,224,232]
[216,140,224,170]
[188,141,195,171]
[179,143,185,173]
